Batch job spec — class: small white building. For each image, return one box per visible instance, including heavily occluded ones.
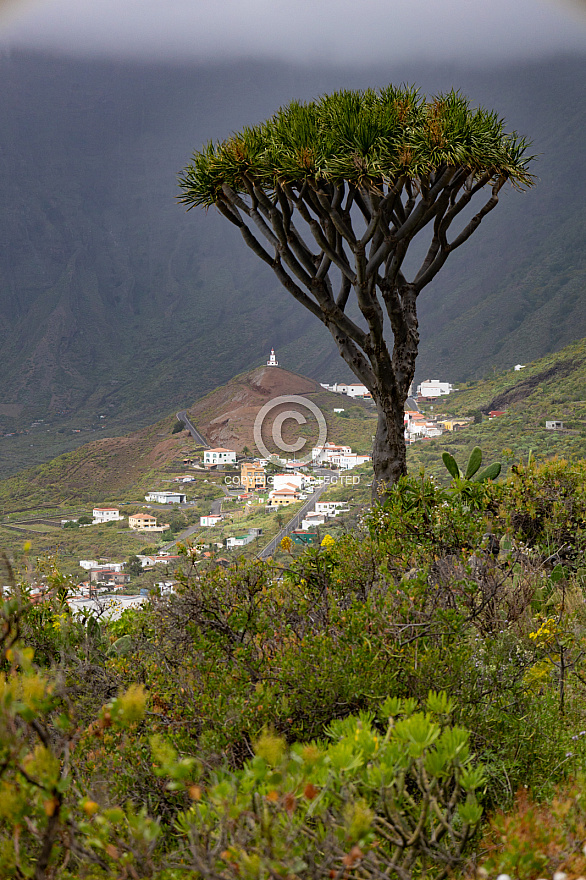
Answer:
[226,533,255,549]
[315,501,350,517]
[267,348,278,366]
[203,447,237,465]
[138,554,182,567]
[92,507,123,524]
[81,561,124,573]
[312,442,352,464]
[417,379,454,398]
[319,381,370,397]
[145,491,187,504]
[79,560,99,570]
[300,512,326,531]
[546,420,564,430]
[346,383,371,398]
[156,581,177,595]
[200,514,222,527]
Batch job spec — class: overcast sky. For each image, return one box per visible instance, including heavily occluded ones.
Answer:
[1,0,585,65]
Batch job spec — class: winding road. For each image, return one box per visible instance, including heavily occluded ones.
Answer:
[176,410,209,448]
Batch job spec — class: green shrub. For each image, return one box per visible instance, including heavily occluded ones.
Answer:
[153,693,484,879]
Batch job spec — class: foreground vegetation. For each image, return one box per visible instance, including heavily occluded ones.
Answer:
[1,452,586,877]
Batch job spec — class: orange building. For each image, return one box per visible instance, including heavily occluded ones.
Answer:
[240,462,266,490]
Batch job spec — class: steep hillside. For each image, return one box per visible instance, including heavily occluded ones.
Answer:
[0,413,193,513]
[0,52,584,476]
[0,366,375,513]
[408,338,586,480]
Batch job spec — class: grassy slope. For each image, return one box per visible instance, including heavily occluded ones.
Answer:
[407,337,586,481]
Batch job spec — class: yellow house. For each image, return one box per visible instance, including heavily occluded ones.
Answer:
[439,418,470,432]
[269,486,300,506]
[129,513,169,532]
[241,462,266,490]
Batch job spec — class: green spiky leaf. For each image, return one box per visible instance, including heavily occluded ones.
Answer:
[465,447,483,480]
[475,462,501,483]
[442,452,461,480]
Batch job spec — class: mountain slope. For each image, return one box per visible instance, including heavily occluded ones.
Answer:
[0,52,584,473]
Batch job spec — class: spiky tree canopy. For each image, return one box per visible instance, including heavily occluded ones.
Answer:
[179,86,533,494]
[180,87,532,205]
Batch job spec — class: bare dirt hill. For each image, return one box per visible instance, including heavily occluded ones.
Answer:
[187,366,322,452]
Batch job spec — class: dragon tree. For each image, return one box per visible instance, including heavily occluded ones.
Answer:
[179,86,533,498]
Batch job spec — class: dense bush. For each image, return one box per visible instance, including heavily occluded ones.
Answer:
[0,457,585,877]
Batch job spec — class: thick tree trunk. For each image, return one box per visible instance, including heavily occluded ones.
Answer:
[371,399,408,502]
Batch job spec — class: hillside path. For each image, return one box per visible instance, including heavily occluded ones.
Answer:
[176,411,209,447]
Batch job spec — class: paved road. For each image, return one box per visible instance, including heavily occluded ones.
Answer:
[176,410,209,448]
[257,480,331,559]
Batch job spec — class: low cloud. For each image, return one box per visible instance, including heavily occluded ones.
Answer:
[1,0,585,64]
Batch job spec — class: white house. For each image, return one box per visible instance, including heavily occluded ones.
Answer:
[80,561,124,573]
[315,501,350,517]
[203,447,236,465]
[272,473,305,492]
[312,442,352,464]
[319,381,370,397]
[404,412,428,439]
[138,554,182,567]
[145,491,187,504]
[79,560,99,570]
[300,512,326,530]
[200,514,222,527]
[416,379,454,398]
[345,383,371,398]
[329,453,371,470]
[92,507,123,524]
[156,581,177,595]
